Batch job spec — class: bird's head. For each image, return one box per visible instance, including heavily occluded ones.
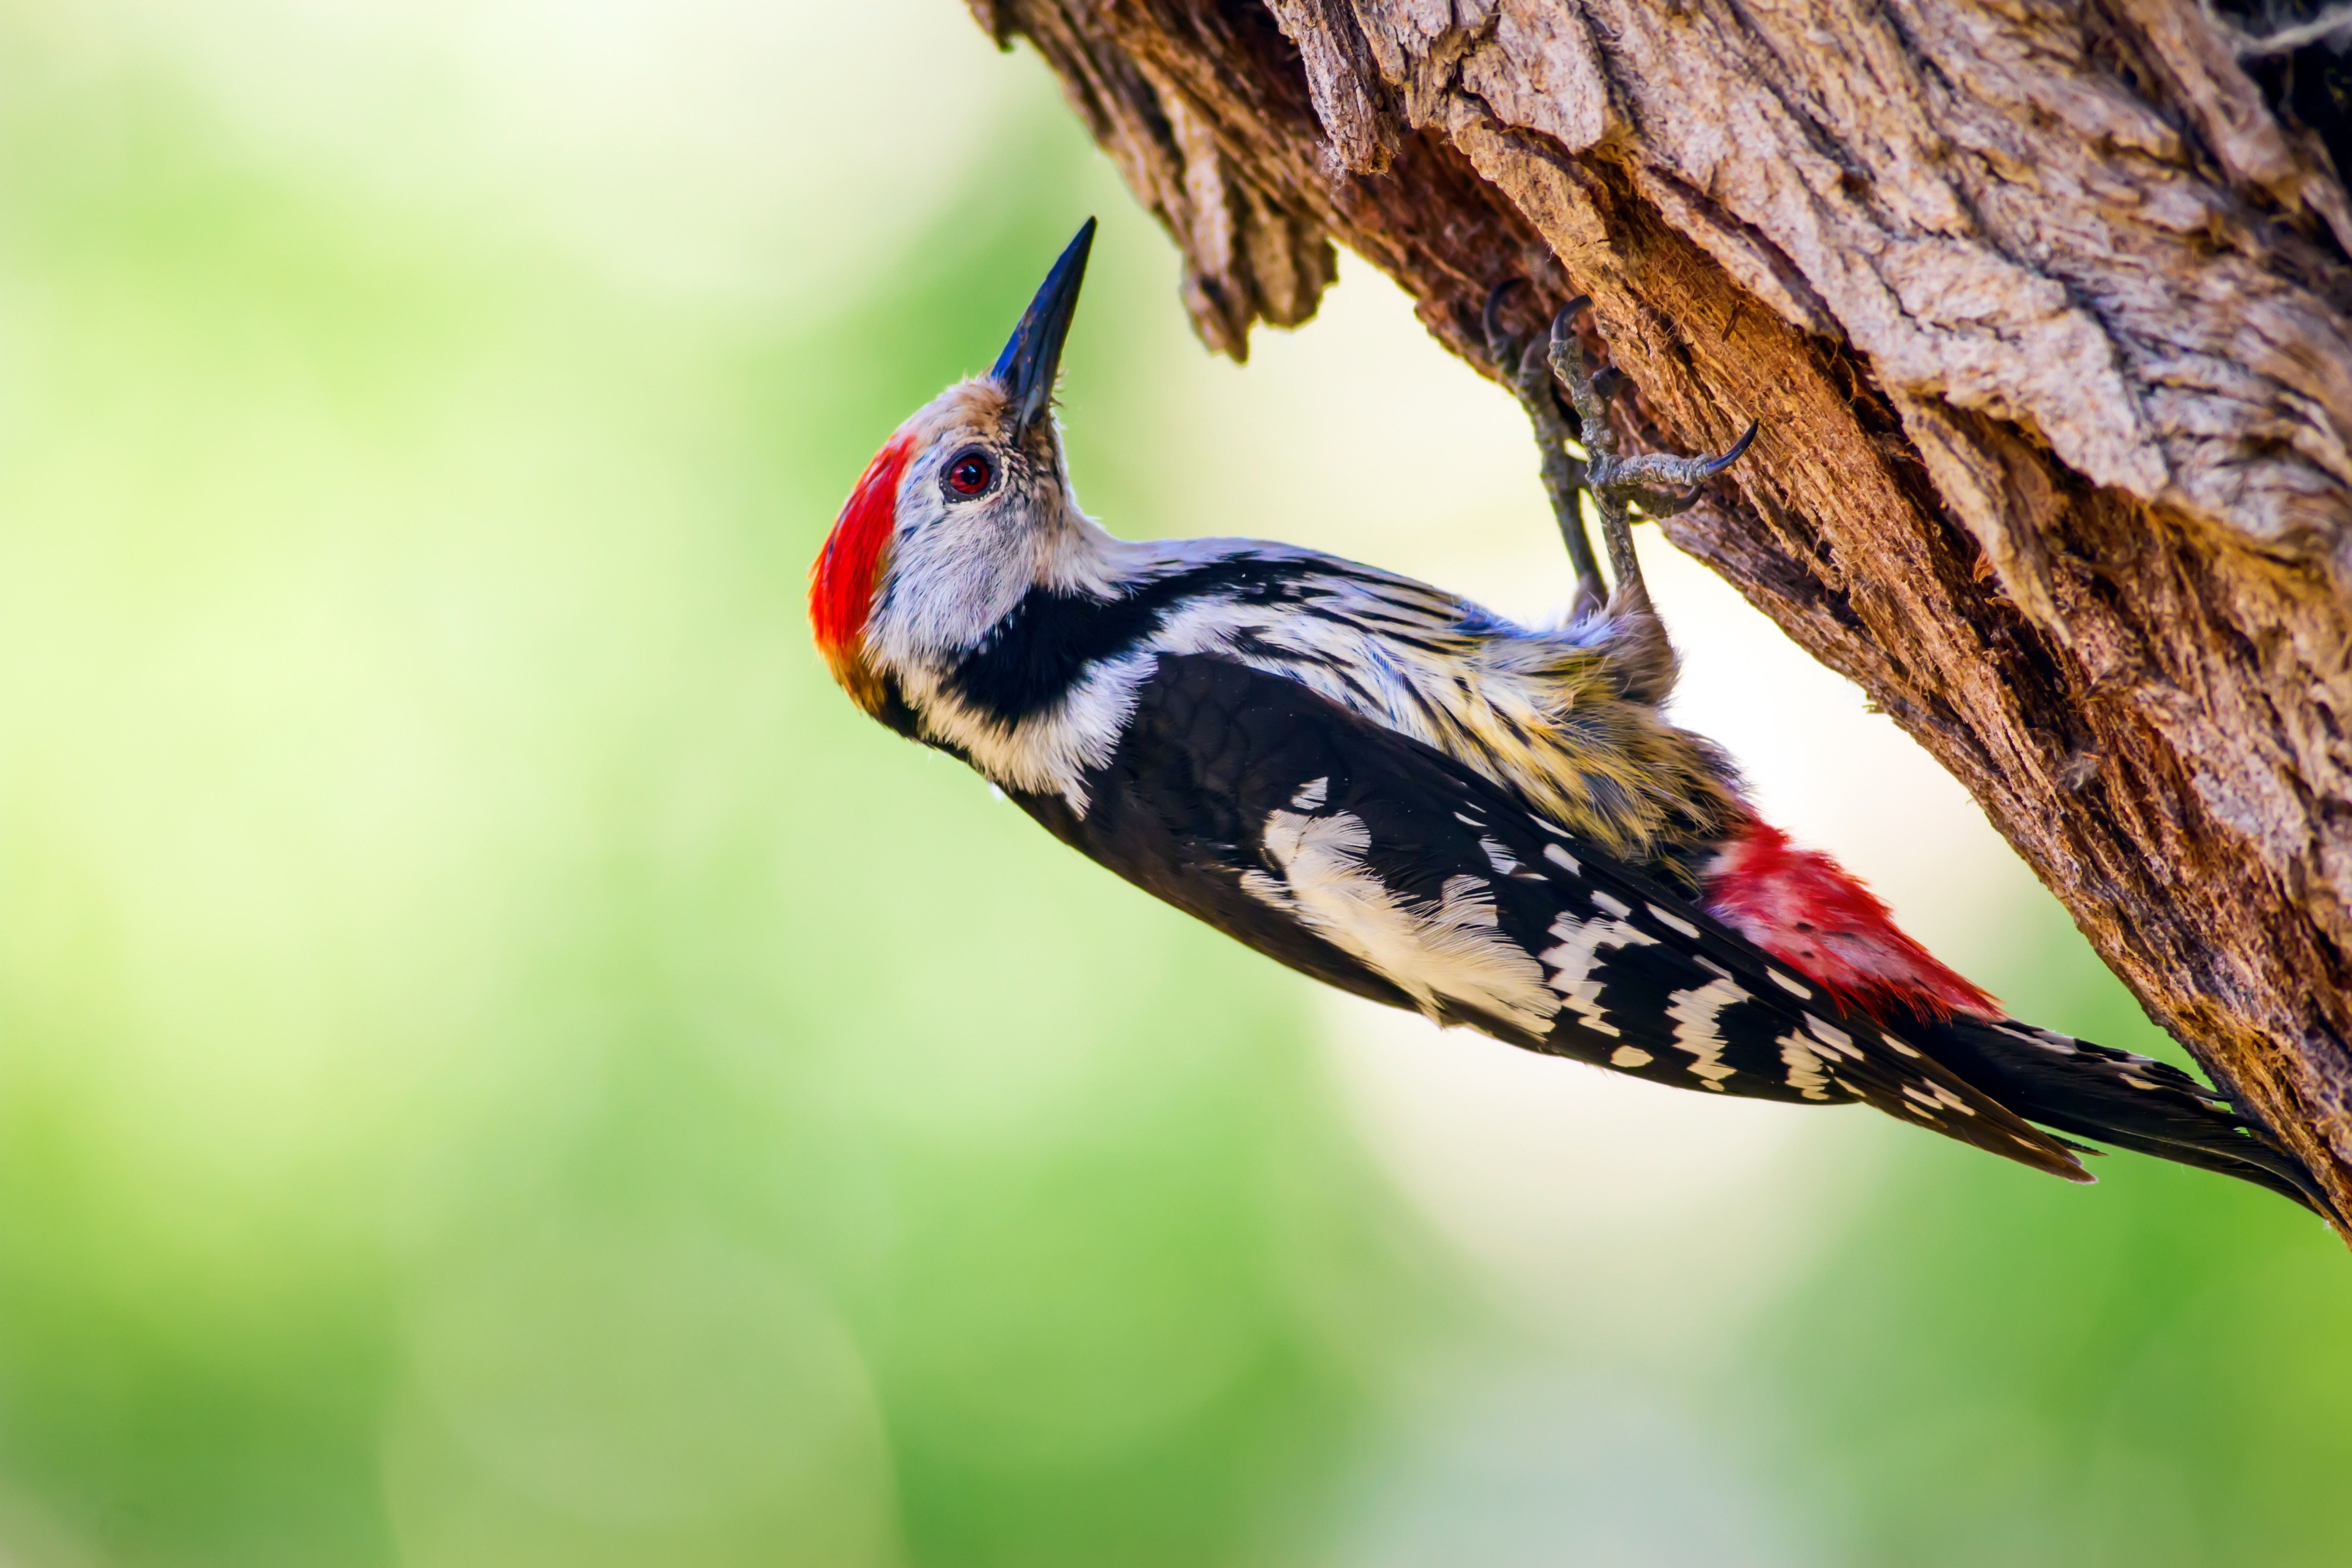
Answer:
[810,220,1100,718]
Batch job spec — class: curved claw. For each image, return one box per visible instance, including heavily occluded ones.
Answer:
[1483,278,1528,363]
[1693,419,1759,478]
[1631,422,1760,516]
[1589,418,1762,511]
[1548,296,1593,356]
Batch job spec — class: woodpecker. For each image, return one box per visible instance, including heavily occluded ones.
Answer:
[812,219,2334,1220]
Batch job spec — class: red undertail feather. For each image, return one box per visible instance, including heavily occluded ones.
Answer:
[1703,817,2000,1024]
[810,433,914,709]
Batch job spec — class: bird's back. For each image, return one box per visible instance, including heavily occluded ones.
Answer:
[1112,539,1744,882]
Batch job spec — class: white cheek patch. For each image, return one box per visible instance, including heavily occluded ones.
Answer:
[872,500,1035,659]
[1242,808,1559,1036]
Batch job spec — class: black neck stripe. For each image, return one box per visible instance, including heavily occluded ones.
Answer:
[941,555,1327,724]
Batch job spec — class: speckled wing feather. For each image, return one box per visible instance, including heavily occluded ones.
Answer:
[1020,653,2093,1185]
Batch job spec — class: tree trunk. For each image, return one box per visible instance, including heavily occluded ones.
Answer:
[966,0,2352,1231]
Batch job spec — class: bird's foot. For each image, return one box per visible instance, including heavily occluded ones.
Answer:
[1539,299,1758,602]
[1586,421,1759,520]
[1485,280,1603,612]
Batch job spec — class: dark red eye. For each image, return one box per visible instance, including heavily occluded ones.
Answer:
[946,451,995,497]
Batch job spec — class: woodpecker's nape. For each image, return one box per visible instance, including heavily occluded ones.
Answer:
[810,223,2340,1229]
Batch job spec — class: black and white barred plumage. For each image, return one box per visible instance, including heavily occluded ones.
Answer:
[810,221,2335,1221]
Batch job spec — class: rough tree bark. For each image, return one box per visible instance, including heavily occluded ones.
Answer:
[964,0,2352,1231]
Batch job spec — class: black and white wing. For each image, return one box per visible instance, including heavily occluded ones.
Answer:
[1016,653,2095,1185]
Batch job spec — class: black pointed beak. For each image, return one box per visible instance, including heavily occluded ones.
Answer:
[992,219,1095,436]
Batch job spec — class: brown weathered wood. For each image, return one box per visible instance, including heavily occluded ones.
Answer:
[970,0,2352,1232]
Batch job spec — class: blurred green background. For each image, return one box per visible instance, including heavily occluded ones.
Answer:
[1,3,2345,1565]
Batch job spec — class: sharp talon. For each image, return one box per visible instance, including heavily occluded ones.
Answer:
[1695,419,1759,477]
[1591,366,1629,401]
[1483,279,1528,363]
[1548,297,1591,355]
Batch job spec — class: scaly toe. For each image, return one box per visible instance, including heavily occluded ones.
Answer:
[1593,420,1761,499]
[1544,299,1591,380]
